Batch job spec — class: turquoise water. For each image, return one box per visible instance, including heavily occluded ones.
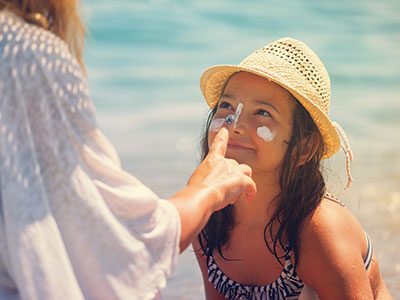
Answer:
[83,0,400,298]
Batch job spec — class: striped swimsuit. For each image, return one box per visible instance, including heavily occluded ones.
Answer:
[206,234,373,300]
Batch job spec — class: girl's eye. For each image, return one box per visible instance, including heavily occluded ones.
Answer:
[256,109,272,118]
[218,101,233,110]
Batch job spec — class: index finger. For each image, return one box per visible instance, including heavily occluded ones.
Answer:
[209,127,229,157]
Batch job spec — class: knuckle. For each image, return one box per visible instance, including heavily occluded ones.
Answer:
[227,158,239,165]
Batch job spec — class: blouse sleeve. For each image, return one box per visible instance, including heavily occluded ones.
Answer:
[0,12,180,300]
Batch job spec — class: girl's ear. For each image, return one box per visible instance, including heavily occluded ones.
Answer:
[295,133,320,167]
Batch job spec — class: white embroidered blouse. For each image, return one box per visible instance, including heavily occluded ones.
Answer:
[0,11,180,300]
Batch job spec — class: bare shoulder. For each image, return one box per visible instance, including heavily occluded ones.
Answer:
[300,195,366,246]
[191,238,226,300]
[296,195,374,298]
[192,237,205,260]
[191,237,208,279]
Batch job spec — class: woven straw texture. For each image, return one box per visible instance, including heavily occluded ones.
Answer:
[200,37,340,158]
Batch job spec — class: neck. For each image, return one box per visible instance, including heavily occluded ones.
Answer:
[233,171,280,228]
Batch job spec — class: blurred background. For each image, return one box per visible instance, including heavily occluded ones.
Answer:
[83,0,400,298]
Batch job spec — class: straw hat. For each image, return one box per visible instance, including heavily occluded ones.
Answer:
[200,37,343,159]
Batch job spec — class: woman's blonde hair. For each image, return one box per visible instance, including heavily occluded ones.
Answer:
[0,0,85,68]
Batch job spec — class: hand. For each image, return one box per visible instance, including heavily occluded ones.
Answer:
[170,128,256,251]
[187,127,257,211]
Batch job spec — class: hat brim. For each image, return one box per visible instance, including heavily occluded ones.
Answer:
[200,65,340,159]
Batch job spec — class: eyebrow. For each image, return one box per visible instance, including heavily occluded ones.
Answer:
[254,99,280,114]
[220,94,234,100]
[220,94,280,114]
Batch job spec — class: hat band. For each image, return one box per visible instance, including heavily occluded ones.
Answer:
[332,122,354,189]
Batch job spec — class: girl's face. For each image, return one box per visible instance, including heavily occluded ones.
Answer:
[208,72,295,177]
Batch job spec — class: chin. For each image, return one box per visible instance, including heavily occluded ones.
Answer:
[225,153,253,166]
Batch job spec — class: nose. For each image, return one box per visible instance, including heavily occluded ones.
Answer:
[227,113,247,136]
[224,102,247,135]
[233,120,246,135]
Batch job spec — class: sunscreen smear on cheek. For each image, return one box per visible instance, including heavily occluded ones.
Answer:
[209,118,226,132]
[257,126,276,142]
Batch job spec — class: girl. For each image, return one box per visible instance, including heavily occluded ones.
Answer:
[193,37,392,299]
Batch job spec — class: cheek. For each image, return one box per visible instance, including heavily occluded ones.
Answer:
[207,117,226,148]
[256,126,276,142]
[209,118,226,132]
[254,126,288,162]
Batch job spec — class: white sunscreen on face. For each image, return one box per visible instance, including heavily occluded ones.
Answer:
[209,118,225,132]
[257,126,276,142]
[233,102,243,128]
[225,102,244,128]
[210,102,245,132]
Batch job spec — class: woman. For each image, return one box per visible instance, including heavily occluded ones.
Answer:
[0,1,256,299]
[193,37,392,299]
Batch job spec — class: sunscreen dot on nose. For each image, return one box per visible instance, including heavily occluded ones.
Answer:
[225,102,244,127]
[233,103,244,128]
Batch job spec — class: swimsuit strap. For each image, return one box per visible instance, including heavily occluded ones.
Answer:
[364,232,373,269]
[324,193,374,270]
[324,192,345,206]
